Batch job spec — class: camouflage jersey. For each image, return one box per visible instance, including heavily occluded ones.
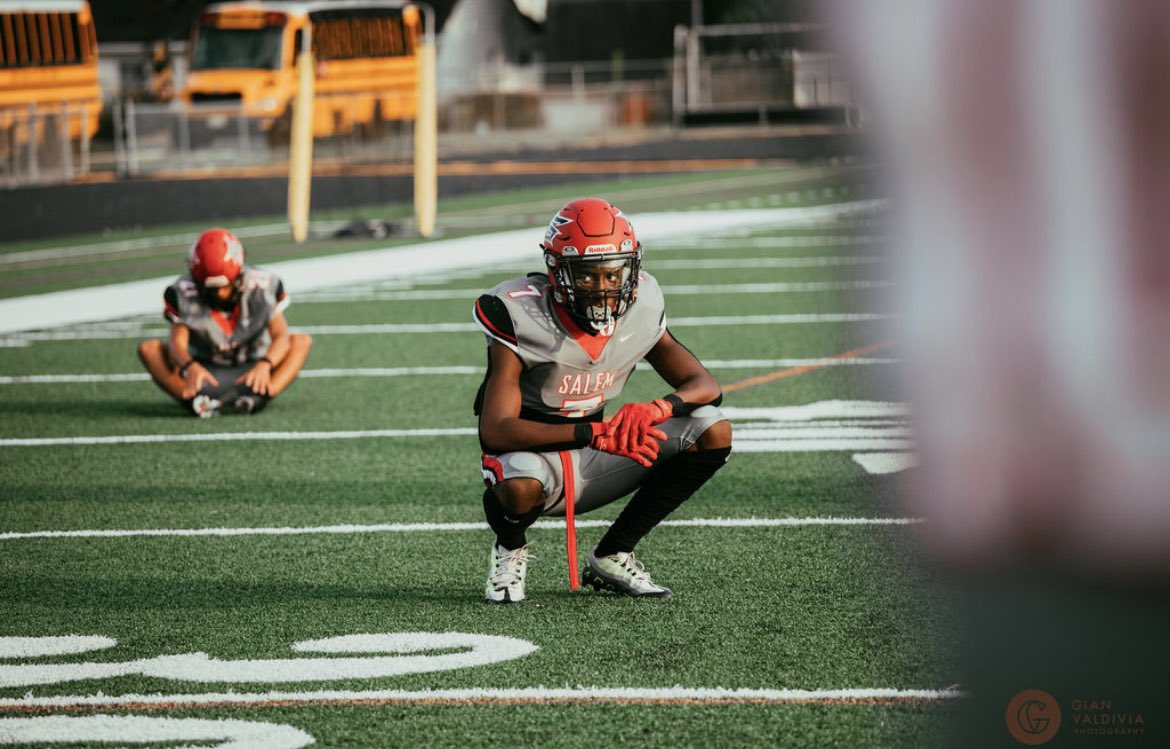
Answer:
[163,267,288,367]
[473,272,667,426]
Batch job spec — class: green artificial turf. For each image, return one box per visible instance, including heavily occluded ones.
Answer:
[0,165,958,748]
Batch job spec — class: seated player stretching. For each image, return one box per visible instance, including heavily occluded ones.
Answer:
[473,198,732,603]
[137,228,313,418]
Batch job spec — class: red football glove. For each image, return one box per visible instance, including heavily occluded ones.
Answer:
[589,420,662,468]
[607,399,672,456]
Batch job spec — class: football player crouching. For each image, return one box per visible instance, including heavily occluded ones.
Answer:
[137,228,313,418]
[473,197,732,603]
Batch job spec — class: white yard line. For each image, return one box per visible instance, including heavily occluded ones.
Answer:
[0,373,152,384]
[852,452,918,475]
[735,439,914,452]
[298,314,893,335]
[0,427,478,447]
[0,359,902,385]
[668,313,893,326]
[0,715,314,748]
[0,686,962,711]
[297,280,893,303]
[653,257,884,269]
[0,517,924,542]
[1,313,895,343]
[1,400,913,455]
[662,236,883,249]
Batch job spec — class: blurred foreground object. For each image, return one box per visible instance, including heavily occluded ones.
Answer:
[840,0,1170,577]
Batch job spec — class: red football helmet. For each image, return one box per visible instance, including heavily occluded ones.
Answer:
[189,228,245,289]
[541,198,642,332]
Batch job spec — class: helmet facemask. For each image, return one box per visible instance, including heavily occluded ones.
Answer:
[199,275,244,312]
[548,248,642,333]
[540,197,642,334]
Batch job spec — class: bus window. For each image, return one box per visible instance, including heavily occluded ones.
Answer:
[0,1,102,180]
[311,10,412,60]
[192,23,285,70]
[0,6,97,73]
[182,1,421,139]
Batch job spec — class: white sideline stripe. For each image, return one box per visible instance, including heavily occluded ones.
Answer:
[0,428,478,447]
[297,280,894,302]
[0,313,895,342]
[0,686,963,710]
[0,517,924,541]
[0,175,867,266]
[0,359,902,385]
[0,203,883,335]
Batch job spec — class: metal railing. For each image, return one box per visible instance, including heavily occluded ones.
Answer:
[111,97,419,177]
[0,102,97,187]
[672,22,855,122]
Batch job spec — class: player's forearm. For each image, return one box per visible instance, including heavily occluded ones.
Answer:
[167,343,186,367]
[663,373,723,413]
[167,340,193,368]
[479,417,583,454]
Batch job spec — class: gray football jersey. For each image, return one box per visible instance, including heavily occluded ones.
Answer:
[474,272,667,421]
[163,267,288,366]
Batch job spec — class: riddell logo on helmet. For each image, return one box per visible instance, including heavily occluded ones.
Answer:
[584,244,617,254]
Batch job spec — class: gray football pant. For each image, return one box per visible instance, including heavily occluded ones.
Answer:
[174,362,251,402]
[481,405,727,516]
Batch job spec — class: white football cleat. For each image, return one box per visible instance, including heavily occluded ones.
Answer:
[191,394,222,419]
[582,548,673,598]
[484,543,535,604]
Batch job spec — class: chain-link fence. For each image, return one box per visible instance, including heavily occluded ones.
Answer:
[108,62,675,178]
[6,24,854,186]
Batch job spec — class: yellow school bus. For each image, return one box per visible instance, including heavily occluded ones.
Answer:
[0,0,102,152]
[181,0,421,140]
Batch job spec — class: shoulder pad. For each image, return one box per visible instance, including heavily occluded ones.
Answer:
[241,267,274,290]
[163,285,182,323]
[175,277,199,297]
[473,294,517,348]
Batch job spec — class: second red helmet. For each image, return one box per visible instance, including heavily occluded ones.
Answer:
[189,228,245,289]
